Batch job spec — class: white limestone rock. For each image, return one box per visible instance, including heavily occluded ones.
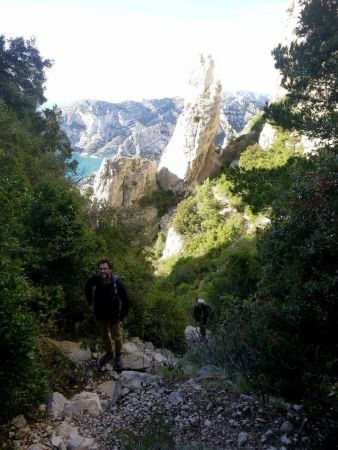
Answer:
[67,435,97,450]
[63,392,103,418]
[161,227,183,259]
[27,445,48,450]
[184,326,201,343]
[47,392,68,418]
[157,54,222,191]
[57,421,79,440]
[118,371,161,390]
[258,123,277,149]
[122,342,138,353]
[93,156,157,206]
[122,349,151,370]
[96,380,116,397]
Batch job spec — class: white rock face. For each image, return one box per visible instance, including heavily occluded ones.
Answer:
[93,157,157,206]
[157,55,222,190]
[61,98,182,160]
[161,227,183,259]
[61,94,269,163]
[258,123,277,149]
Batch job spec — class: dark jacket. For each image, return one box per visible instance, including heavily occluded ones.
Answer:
[85,274,130,321]
[194,303,212,326]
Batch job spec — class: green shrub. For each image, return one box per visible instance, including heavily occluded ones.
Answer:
[257,151,338,394]
[139,282,188,351]
[139,188,181,216]
[0,267,47,423]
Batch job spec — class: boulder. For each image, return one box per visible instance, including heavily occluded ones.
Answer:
[53,340,92,362]
[47,392,68,418]
[122,345,151,370]
[11,415,27,429]
[57,421,79,440]
[63,392,103,418]
[184,325,201,343]
[67,436,97,450]
[96,380,116,396]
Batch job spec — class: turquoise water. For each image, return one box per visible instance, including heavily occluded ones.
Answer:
[72,154,103,179]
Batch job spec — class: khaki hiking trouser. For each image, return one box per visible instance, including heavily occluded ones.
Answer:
[96,319,123,355]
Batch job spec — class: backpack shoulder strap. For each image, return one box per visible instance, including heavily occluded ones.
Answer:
[112,275,119,295]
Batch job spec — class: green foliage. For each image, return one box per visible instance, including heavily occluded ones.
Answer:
[184,214,245,257]
[1,23,337,426]
[173,180,222,236]
[0,35,95,420]
[0,265,47,423]
[139,187,182,216]
[115,416,175,450]
[137,283,187,351]
[216,131,306,215]
[36,338,85,397]
[0,35,52,115]
[266,0,338,148]
[208,240,261,303]
[257,151,338,393]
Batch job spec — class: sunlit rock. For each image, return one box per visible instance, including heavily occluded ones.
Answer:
[93,157,157,207]
[157,54,222,191]
[258,123,277,149]
[161,227,183,259]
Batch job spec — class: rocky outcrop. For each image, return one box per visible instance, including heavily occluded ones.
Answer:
[160,227,183,259]
[61,94,269,163]
[93,157,157,207]
[62,90,268,203]
[157,55,223,191]
[220,113,266,166]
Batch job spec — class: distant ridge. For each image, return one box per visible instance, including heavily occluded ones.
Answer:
[61,91,270,160]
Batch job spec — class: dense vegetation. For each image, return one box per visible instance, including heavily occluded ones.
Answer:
[0,0,336,437]
[0,36,154,422]
[145,0,338,414]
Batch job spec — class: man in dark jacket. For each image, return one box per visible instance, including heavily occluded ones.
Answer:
[193,298,212,338]
[85,258,130,369]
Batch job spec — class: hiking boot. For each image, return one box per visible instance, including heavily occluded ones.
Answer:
[98,352,114,368]
[114,354,124,371]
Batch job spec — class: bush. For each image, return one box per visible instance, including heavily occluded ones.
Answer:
[257,151,338,394]
[0,266,47,423]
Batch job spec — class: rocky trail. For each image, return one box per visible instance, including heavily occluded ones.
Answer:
[7,338,331,450]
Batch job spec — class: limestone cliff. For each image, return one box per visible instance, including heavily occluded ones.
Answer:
[93,157,157,208]
[61,94,268,163]
[61,98,182,159]
[157,55,223,191]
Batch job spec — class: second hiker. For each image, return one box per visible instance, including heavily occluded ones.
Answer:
[193,297,212,338]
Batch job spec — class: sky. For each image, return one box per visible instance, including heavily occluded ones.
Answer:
[1,0,289,107]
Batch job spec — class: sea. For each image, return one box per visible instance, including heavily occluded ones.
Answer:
[71,154,103,179]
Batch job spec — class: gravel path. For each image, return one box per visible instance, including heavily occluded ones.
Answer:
[8,358,334,449]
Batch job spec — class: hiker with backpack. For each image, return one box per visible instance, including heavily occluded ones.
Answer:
[193,298,213,338]
[85,258,130,370]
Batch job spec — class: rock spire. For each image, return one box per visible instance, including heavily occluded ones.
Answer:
[157,54,223,191]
